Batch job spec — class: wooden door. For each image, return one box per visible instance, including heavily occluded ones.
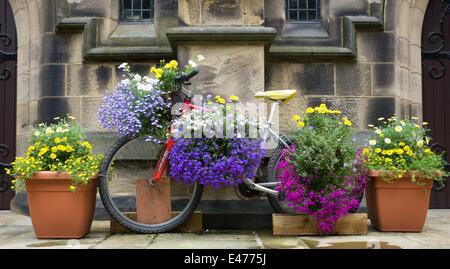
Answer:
[422,0,450,209]
[0,0,17,210]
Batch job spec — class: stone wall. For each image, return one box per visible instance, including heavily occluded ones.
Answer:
[8,0,431,214]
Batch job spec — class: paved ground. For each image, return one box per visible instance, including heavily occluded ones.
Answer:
[0,210,449,249]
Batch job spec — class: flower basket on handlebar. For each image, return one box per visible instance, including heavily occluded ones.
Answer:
[97,57,202,143]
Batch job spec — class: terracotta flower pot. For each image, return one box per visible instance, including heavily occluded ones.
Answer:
[26,172,98,239]
[366,170,433,232]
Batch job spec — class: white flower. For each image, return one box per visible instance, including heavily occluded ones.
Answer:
[375,129,382,135]
[197,55,205,62]
[395,126,403,132]
[384,138,392,144]
[134,74,142,81]
[188,60,198,68]
[369,140,377,146]
[417,140,424,148]
[118,63,129,70]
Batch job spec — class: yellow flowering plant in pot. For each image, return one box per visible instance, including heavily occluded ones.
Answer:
[363,116,447,232]
[6,117,104,239]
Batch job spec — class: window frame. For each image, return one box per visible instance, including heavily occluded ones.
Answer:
[120,0,155,23]
[285,0,321,23]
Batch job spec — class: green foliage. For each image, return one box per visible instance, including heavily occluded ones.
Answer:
[6,118,104,192]
[289,104,357,191]
[365,117,448,184]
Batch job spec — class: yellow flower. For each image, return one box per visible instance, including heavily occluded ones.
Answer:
[38,147,49,157]
[399,142,405,147]
[343,118,352,127]
[384,138,392,144]
[297,121,305,128]
[386,150,394,156]
[369,140,377,146]
[375,148,382,154]
[215,95,222,102]
[51,146,58,153]
[306,107,315,114]
[169,60,178,69]
[417,140,424,148]
[395,126,403,132]
[425,148,432,154]
[155,74,162,79]
[164,63,172,69]
[150,67,156,73]
[385,158,392,163]
[54,137,61,144]
[320,103,327,109]
[333,110,342,115]
[57,145,66,151]
[28,145,35,152]
[218,98,226,104]
[403,145,411,151]
[69,185,77,191]
[50,153,57,159]
[293,115,301,122]
[62,137,68,142]
[230,95,239,102]
[396,149,404,155]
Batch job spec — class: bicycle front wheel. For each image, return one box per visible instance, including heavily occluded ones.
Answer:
[99,135,204,234]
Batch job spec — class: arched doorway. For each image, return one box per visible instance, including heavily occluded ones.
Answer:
[0,0,17,210]
[422,0,450,209]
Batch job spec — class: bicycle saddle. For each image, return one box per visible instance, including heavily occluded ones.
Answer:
[254,90,297,103]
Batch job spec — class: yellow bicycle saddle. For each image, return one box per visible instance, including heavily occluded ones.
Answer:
[254,90,297,103]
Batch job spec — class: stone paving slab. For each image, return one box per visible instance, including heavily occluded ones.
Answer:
[0,210,449,249]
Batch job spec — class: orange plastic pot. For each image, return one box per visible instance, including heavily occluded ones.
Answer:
[26,172,98,239]
[366,170,433,232]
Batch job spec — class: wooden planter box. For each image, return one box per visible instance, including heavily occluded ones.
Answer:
[273,213,368,236]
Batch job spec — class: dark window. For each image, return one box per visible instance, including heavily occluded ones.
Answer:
[286,0,320,22]
[121,0,154,22]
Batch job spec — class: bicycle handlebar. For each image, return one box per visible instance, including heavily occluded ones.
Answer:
[176,68,199,84]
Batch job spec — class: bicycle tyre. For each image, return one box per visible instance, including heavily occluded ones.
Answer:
[265,142,291,213]
[99,134,204,234]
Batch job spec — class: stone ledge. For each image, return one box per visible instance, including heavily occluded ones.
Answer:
[54,9,174,62]
[269,1,385,62]
[166,26,277,50]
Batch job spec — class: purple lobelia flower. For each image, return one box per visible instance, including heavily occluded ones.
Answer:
[169,138,265,188]
[97,69,173,142]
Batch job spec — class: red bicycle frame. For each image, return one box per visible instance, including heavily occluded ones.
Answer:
[151,100,207,182]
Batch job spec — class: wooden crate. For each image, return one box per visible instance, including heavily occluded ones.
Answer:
[110,211,203,234]
[273,213,368,236]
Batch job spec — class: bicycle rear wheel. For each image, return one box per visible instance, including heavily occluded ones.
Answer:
[99,135,204,233]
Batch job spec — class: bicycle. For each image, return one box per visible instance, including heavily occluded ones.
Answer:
[99,68,298,233]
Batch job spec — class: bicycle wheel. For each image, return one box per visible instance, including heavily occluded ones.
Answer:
[264,142,296,213]
[99,135,204,233]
